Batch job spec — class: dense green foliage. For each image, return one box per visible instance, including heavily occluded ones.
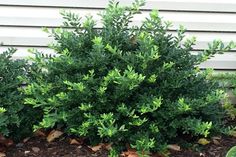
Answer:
[0,48,38,140]
[22,0,236,154]
[209,73,236,120]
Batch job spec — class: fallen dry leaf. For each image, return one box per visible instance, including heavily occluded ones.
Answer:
[121,150,139,157]
[104,143,112,150]
[167,144,181,151]
[46,130,63,142]
[121,145,149,157]
[90,144,103,152]
[198,138,210,145]
[69,139,81,145]
[89,143,112,152]
[127,153,139,157]
[0,152,6,157]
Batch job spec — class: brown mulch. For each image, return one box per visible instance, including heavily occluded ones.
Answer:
[1,135,236,157]
[5,137,108,157]
[171,136,236,157]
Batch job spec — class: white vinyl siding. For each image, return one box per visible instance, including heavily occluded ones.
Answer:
[0,0,236,70]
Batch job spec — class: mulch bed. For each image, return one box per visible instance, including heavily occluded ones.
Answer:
[5,136,108,157]
[171,136,236,157]
[2,135,236,157]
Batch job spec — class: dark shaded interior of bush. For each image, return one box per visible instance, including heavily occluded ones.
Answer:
[0,48,40,141]
[22,0,236,154]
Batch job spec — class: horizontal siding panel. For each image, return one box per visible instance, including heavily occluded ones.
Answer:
[199,61,236,70]
[1,7,236,32]
[1,27,236,50]
[1,0,236,70]
[0,47,55,59]
[1,0,236,12]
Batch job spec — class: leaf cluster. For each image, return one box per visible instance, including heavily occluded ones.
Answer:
[0,48,39,140]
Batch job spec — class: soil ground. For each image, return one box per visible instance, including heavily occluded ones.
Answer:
[171,136,236,157]
[2,135,236,157]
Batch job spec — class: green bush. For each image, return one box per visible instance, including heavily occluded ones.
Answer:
[0,48,39,141]
[23,0,236,153]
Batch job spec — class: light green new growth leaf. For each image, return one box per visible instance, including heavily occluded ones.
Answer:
[0,107,6,113]
[226,146,236,157]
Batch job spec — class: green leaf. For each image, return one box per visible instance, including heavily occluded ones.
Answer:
[226,146,236,157]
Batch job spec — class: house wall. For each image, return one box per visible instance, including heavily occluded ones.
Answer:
[0,0,236,70]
